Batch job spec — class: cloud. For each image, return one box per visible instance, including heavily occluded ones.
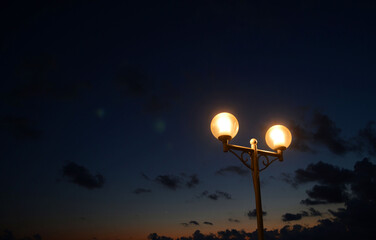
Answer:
[358,121,376,156]
[289,121,315,153]
[282,212,308,222]
[293,161,353,186]
[351,158,376,200]
[186,174,199,188]
[300,199,326,205]
[281,208,321,222]
[303,184,348,204]
[286,161,353,205]
[308,207,322,216]
[62,162,104,189]
[216,191,232,200]
[199,190,232,201]
[189,221,199,226]
[154,174,200,190]
[247,209,267,219]
[311,112,353,155]
[215,165,249,176]
[133,188,151,194]
[181,221,200,227]
[155,175,181,190]
[280,173,298,188]
[203,221,213,225]
[289,111,357,155]
[228,218,240,223]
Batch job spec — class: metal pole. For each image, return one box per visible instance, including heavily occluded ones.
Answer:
[250,139,264,240]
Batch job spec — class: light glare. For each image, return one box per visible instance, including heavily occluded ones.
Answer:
[270,128,285,146]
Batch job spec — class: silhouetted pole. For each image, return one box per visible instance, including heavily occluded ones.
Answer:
[251,139,264,240]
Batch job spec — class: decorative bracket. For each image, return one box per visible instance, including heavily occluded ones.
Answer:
[228,149,253,170]
[221,139,284,173]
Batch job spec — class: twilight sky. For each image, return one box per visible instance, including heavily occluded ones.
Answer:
[1,1,376,240]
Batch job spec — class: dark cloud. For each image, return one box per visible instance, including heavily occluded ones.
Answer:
[282,212,307,222]
[189,221,199,226]
[181,221,200,227]
[311,112,352,155]
[351,158,376,200]
[154,174,200,190]
[281,209,320,222]
[289,111,361,156]
[215,165,249,176]
[133,188,151,194]
[247,209,266,219]
[216,191,232,200]
[199,190,232,201]
[0,116,42,139]
[308,207,322,217]
[304,184,348,204]
[208,194,218,200]
[62,162,104,190]
[293,161,353,186]
[280,173,298,188]
[228,218,240,223]
[203,221,213,225]
[186,174,199,188]
[358,121,376,156]
[155,175,181,190]
[300,198,326,205]
[289,121,315,153]
[287,161,353,205]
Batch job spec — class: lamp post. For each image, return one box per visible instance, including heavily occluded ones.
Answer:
[210,112,292,240]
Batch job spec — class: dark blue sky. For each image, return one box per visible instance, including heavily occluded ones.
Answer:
[1,1,376,240]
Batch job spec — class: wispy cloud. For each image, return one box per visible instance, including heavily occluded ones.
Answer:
[216,165,249,176]
[148,173,200,191]
[199,190,232,201]
[181,220,200,227]
[247,209,266,219]
[228,218,240,223]
[62,162,104,190]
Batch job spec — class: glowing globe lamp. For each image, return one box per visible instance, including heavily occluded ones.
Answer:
[210,112,239,140]
[265,125,292,150]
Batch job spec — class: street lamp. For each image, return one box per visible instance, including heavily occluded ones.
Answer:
[210,112,292,240]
